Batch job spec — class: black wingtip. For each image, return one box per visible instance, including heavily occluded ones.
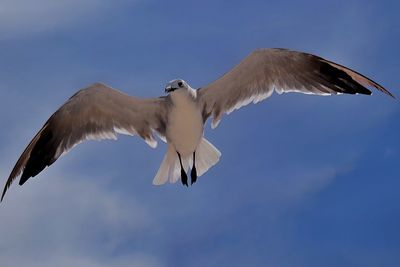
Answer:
[387,91,396,99]
[17,127,55,186]
[19,174,29,186]
[1,183,9,202]
[318,62,376,96]
[316,56,395,99]
[1,181,10,202]
[0,171,32,203]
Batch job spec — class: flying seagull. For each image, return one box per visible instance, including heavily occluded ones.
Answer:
[1,48,394,201]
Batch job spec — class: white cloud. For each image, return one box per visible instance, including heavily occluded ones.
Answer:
[0,0,136,39]
[0,171,160,267]
[231,164,351,217]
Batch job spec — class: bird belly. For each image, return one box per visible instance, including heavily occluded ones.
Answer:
[166,93,203,156]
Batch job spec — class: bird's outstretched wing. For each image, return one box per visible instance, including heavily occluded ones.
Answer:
[198,48,394,128]
[2,83,168,201]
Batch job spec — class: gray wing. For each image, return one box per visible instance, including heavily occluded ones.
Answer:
[198,48,394,128]
[2,83,168,201]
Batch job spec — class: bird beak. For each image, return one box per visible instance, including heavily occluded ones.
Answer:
[165,85,174,93]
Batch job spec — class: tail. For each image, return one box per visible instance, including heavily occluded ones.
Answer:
[152,138,221,185]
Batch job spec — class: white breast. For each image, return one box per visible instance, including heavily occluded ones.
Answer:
[166,89,203,156]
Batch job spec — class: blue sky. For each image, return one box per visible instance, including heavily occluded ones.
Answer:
[0,0,399,266]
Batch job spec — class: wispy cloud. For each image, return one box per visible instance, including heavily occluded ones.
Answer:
[0,171,160,267]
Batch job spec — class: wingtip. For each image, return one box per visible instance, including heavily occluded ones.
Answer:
[386,90,396,99]
[317,57,395,99]
[1,186,7,203]
[18,172,30,186]
[374,84,396,99]
[376,87,396,99]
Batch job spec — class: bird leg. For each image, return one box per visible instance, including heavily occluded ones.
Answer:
[177,152,188,187]
[191,151,197,185]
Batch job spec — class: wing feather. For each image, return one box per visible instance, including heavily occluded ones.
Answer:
[198,48,394,128]
[1,83,168,201]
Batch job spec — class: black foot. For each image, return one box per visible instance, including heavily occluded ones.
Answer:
[181,169,188,187]
[191,166,197,185]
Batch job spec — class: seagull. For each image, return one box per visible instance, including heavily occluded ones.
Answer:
[1,48,394,201]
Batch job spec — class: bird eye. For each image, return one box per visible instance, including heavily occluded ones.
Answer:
[178,81,183,87]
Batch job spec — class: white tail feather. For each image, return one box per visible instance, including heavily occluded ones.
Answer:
[194,138,221,176]
[152,138,221,185]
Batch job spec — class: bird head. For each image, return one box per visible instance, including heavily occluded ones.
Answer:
[165,79,188,93]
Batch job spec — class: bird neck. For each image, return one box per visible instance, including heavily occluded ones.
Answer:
[170,87,197,102]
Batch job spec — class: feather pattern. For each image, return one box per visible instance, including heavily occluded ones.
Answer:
[198,48,394,128]
[1,83,169,201]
